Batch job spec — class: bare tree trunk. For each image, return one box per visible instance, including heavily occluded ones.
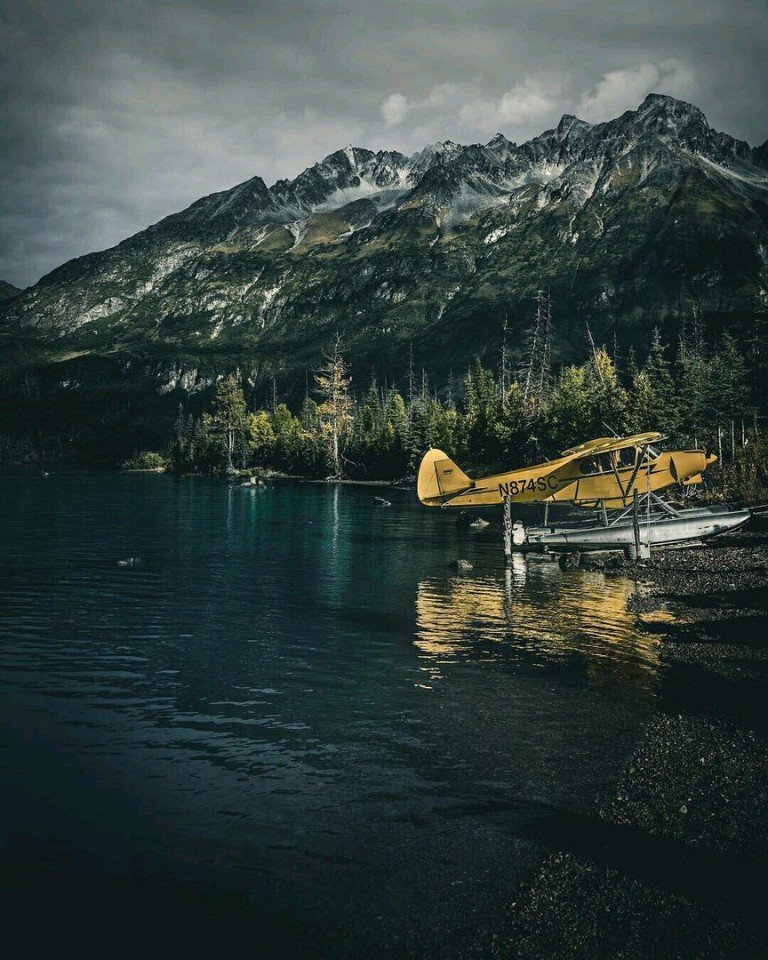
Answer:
[503,495,512,564]
[226,424,235,473]
[633,489,641,560]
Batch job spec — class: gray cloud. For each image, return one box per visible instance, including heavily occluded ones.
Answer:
[1,0,766,287]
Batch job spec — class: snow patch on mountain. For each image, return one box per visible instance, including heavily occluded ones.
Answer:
[251,226,270,246]
[315,178,410,214]
[287,220,309,250]
[696,155,768,190]
[259,283,283,326]
[484,226,508,244]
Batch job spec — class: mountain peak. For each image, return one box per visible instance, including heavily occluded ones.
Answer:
[623,93,753,161]
[417,140,458,156]
[636,93,707,123]
[320,146,370,168]
[0,280,22,302]
[556,114,591,138]
[639,92,693,108]
[753,138,768,169]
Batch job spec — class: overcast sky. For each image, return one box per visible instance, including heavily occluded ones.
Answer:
[1,0,766,288]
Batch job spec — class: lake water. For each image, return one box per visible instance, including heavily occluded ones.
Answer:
[0,472,663,958]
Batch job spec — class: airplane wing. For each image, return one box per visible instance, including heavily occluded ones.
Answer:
[561,432,664,457]
[560,436,617,457]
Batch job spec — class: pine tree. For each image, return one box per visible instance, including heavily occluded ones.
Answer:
[183,414,196,470]
[588,349,628,436]
[495,380,527,466]
[746,315,768,418]
[676,350,708,444]
[445,368,456,411]
[705,332,749,430]
[635,328,676,433]
[499,314,510,400]
[299,396,321,433]
[271,404,303,471]
[212,373,247,473]
[629,370,656,432]
[548,350,627,448]
[626,346,639,382]
[521,290,552,406]
[407,342,415,406]
[170,403,186,471]
[548,364,591,448]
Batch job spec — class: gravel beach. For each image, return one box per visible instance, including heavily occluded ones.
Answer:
[504,526,768,959]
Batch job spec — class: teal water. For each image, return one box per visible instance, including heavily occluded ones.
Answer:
[0,472,661,958]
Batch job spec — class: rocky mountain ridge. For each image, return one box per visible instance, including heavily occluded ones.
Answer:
[0,281,22,302]
[1,94,767,414]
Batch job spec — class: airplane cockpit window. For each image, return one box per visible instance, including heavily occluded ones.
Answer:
[618,447,636,467]
[579,458,597,475]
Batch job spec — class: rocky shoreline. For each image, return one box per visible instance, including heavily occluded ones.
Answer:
[503,528,768,959]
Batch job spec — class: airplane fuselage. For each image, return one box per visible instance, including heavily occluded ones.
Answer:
[446,450,708,509]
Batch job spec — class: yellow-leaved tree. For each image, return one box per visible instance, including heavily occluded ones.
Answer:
[315,336,353,478]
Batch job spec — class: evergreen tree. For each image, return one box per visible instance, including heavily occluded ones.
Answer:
[548,364,592,448]
[494,381,528,467]
[676,351,709,443]
[588,349,628,436]
[386,390,409,452]
[212,373,247,473]
[629,370,656,433]
[458,360,502,467]
[704,331,750,433]
[641,328,676,432]
[548,350,627,448]
[299,397,321,433]
[170,403,186,471]
[745,315,768,418]
[271,404,302,471]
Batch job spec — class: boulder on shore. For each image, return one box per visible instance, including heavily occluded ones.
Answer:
[580,551,626,571]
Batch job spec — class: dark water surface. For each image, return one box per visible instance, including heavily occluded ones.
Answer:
[1,472,663,958]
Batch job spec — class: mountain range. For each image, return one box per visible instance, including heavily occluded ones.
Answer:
[1,93,767,457]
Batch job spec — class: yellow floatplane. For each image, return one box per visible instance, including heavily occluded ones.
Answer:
[417,433,751,552]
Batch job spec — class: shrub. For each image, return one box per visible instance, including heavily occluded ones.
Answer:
[121,450,167,471]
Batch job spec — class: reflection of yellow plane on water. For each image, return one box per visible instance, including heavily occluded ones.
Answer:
[417,432,715,510]
[414,567,661,680]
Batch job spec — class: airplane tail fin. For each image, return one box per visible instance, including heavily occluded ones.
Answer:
[417,449,472,506]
